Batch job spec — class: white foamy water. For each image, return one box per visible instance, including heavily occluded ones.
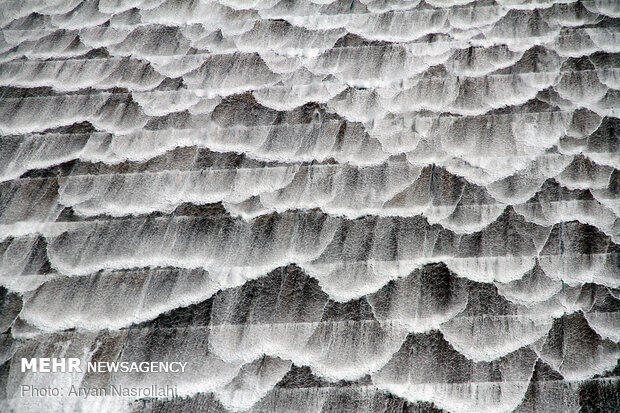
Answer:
[0,0,618,412]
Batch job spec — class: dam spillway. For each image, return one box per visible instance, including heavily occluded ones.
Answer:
[0,0,619,412]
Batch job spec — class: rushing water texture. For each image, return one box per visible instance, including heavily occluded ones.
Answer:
[0,0,619,412]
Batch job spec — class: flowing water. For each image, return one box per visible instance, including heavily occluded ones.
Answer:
[0,0,619,412]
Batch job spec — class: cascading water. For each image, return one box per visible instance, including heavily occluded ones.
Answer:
[0,0,618,412]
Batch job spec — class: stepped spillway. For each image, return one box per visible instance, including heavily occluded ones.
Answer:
[0,0,619,412]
